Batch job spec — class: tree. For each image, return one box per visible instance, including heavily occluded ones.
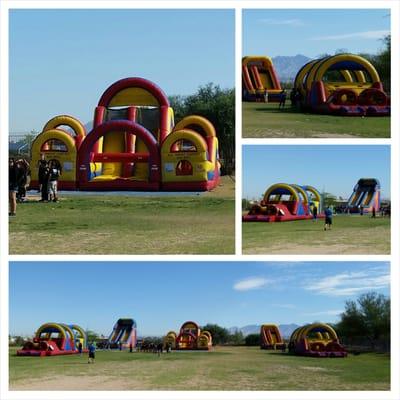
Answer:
[201,324,230,345]
[228,329,244,345]
[86,330,100,343]
[321,192,337,208]
[245,333,260,346]
[169,83,235,175]
[336,292,390,349]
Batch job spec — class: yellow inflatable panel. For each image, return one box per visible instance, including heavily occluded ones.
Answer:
[42,115,86,141]
[161,129,214,182]
[101,131,125,177]
[108,87,160,107]
[31,129,77,184]
[173,115,216,138]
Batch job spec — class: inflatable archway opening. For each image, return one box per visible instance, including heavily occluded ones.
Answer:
[293,54,390,116]
[30,128,80,190]
[242,56,282,101]
[244,183,323,222]
[289,323,347,357]
[17,322,88,356]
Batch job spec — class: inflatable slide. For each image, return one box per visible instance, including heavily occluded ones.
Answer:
[242,56,282,101]
[107,318,137,349]
[31,77,221,192]
[347,178,381,213]
[243,183,322,222]
[260,324,286,350]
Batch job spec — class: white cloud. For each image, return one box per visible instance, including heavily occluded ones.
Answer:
[310,30,390,41]
[302,309,343,317]
[233,277,269,291]
[303,268,390,297]
[258,18,305,27]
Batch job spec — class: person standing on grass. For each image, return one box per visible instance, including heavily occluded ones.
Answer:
[324,206,333,231]
[48,160,61,202]
[263,89,268,103]
[78,341,83,355]
[312,204,318,222]
[278,89,287,109]
[372,207,376,218]
[37,154,48,194]
[9,158,24,217]
[88,342,96,364]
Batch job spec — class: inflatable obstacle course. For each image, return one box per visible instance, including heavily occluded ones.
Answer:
[107,318,137,349]
[347,178,380,213]
[31,77,220,192]
[164,321,212,350]
[288,323,347,357]
[260,324,286,350]
[293,54,390,116]
[17,322,87,356]
[242,56,282,101]
[243,183,322,222]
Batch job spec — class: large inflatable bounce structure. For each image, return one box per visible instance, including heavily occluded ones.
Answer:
[242,56,282,101]
[243,183,322,222]
[30,77,220,191]
[293,54,390,116]
[164,321,212,350]
[107,318,137,349]
[17,322,87,356]
[260,324,286,350]
[347,178,380,214]
[289,323,347,357]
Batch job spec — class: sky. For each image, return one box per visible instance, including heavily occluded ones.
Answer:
[10,261,389,337]
[9,9,234,132]
[243,9,390,57]
[243,145,390,200]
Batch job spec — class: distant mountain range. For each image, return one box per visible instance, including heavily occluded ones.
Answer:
[272,54,311,83]
[229,324,299,339]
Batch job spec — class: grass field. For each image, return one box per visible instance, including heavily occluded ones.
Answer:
[242,102,390,138]
[9,346,390,391]
[242,215,390,254]
[9,176,235,255]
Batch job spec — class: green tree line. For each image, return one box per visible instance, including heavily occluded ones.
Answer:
[169,83,235,175]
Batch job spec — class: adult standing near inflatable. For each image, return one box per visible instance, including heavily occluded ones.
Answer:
[324,206,333,231]
[9,158,24,217]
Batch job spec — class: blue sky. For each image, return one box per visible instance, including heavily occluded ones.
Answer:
[243,9,390,57]
[9,9,234,132]
[243,145,390,200]
[10,261,389,337]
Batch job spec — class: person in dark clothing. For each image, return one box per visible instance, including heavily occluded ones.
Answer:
[360,206,364,216]
[88,342,96,363]
[156,343,163,357]
[16,159,30,202]
[278,89,287,109]
[324,207,333,231]
[129,342,133,353]
[78,342,83,355]
[372,207,376,218]
[40,165,50,202]
[312,205,318,222]
[37,154,48,194]
[9,158,25,216]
